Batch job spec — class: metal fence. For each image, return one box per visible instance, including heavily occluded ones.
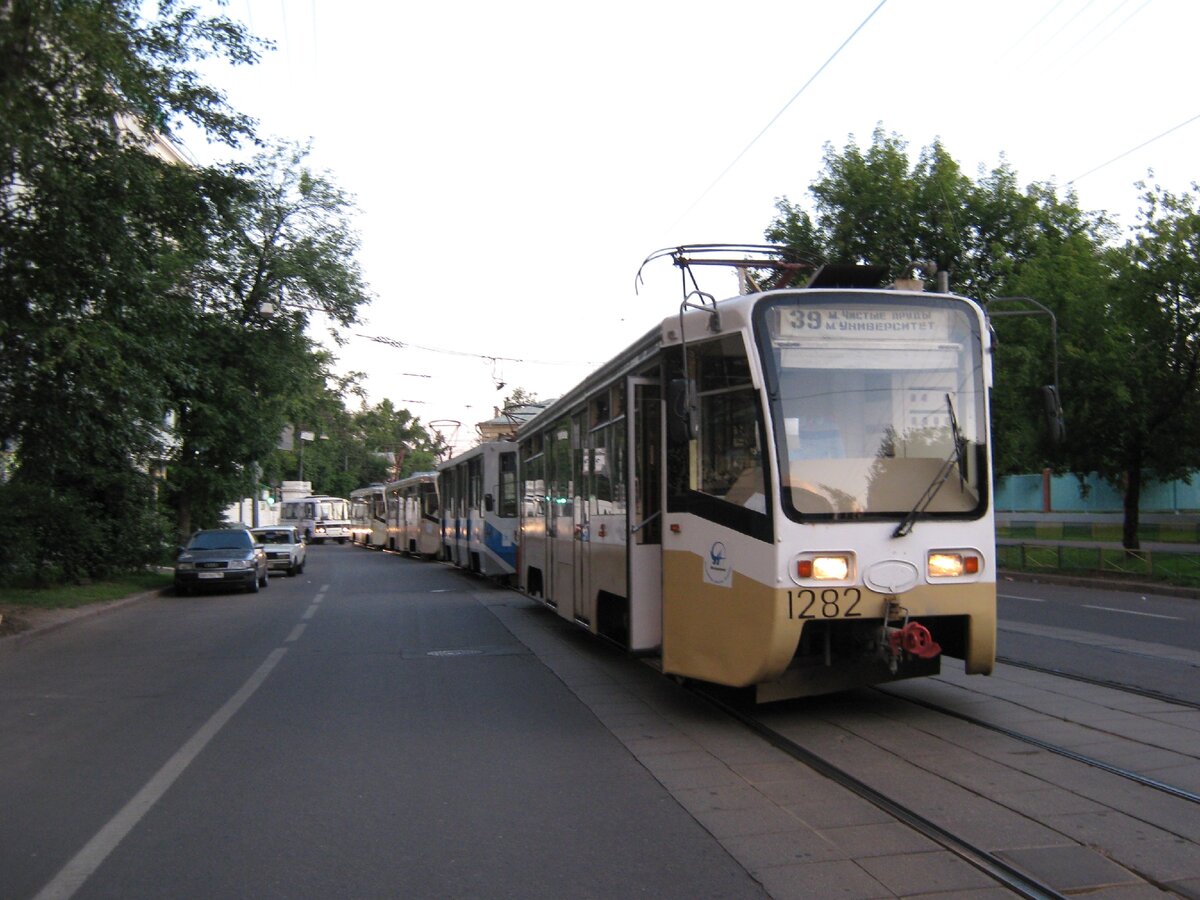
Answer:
[996,541,1200,587]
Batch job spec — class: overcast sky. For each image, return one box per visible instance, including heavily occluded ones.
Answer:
[183,0,1197,455]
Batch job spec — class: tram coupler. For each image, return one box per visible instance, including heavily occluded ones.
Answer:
[878,600,942,673]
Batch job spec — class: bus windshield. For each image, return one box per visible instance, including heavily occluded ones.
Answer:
[757,294,987,520]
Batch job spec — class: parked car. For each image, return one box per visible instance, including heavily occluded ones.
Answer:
[250,525,307,577]
[174,528,269,595]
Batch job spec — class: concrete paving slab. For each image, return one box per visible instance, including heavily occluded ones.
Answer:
[754,774,876,808]
[935,754,1058,798]
[856,849,997,895]
[1000,786,1109,817]
[995,844,1141,892]
[783,795,895,829]
[649,763,745,793]
[937,808,1073,851]
[1141,761,1200,792]
[814,821,941,858]
[674,781,777,815]
[754,859,891,900]
[1068,738,1194,772]
[1041,808,1180,850]
[637,748,724,776]
[697,804,817,841]
[1166,876,1200,899]
[721,828,849,872]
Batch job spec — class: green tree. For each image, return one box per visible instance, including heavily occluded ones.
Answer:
[354,399,439,481]
[1064,183,1200,548]
[164,141,372,539]
[0,0,263,582]
[765,127,1113,480]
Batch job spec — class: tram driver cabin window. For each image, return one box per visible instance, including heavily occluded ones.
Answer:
[681,334,765,512]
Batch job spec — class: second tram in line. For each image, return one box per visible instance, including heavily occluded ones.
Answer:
[437,442,520,579]
[512,263,996,701]
[350,484,388,547]
[387,472,441,557]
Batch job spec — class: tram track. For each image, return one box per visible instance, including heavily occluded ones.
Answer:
[996,655,1200,711]
[691,685,1069,900]
[874,686,1200,806]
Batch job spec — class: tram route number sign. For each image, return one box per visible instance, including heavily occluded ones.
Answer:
[780,307,953,342]
[787,588,863,620]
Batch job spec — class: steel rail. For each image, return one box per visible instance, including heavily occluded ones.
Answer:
[876,688,1200,806]
[692,686,1069,900]
[996,655,1200,712]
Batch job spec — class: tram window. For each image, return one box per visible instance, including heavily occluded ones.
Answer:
[591,394,609,426]
[522,453,545,516]
[611,385,625,419]
[499,452,518,518]
[699,390,764,511]
[421,483,438,517]
[592,428,612,513]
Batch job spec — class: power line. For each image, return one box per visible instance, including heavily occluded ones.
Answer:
[670,0,888,228]
[1069,111,1200,184]
[357,333,599,367]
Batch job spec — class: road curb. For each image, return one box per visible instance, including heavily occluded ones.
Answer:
[0,588,166,653]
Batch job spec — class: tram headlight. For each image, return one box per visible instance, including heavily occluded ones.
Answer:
[795,553,852,581]
[927,551,981,578]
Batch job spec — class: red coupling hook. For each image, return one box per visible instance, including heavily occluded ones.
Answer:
[888,622,942,659]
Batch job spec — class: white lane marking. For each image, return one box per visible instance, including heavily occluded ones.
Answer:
[998,594,1047,602]
[285,623,307,642]
[302,604,319,620]
[1082,604,1183,620]
[34,648,288,900]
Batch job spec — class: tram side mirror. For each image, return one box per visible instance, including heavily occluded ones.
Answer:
[484,493,494,512]
[1040,384,1066,445]
[667,378,700,443]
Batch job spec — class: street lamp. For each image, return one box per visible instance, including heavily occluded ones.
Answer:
[297,429,315,481]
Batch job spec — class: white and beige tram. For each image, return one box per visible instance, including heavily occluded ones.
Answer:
[349,483,388,547]
[516,272,995,700]
[386,472,441,557]
[438,442,520,578]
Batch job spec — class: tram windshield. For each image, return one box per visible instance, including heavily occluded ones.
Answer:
[757,294,987,520]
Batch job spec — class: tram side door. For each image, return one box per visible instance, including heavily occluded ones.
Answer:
[627,377,663,651]
[548,416,577,621]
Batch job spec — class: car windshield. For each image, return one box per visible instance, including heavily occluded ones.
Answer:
[252,531,293,544]
[189,531,252,550]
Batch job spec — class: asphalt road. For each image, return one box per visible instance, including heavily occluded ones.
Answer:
[996,574,1200,704]
[0,545,763,900]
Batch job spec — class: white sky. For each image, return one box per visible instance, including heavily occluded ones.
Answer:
[182,0,1197,455]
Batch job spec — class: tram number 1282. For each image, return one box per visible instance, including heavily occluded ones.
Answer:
[787,588,864,620]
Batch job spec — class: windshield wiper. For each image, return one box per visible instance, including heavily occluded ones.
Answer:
[893,393,967,538]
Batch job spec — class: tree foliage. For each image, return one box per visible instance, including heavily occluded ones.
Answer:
[0,2,377,580]
[163,141,372,540]
[766,126,1200,547]
[0,0,263,582]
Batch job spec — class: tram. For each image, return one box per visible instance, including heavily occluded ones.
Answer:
[349,484,388,547]
[515,254,996,701]
[279,494,352,544]
[437,440,520,579]
[386,472,441,557]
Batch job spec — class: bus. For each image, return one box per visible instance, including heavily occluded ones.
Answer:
[279,495,352,544]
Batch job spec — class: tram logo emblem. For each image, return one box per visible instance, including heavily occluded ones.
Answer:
[705,541,732,587]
